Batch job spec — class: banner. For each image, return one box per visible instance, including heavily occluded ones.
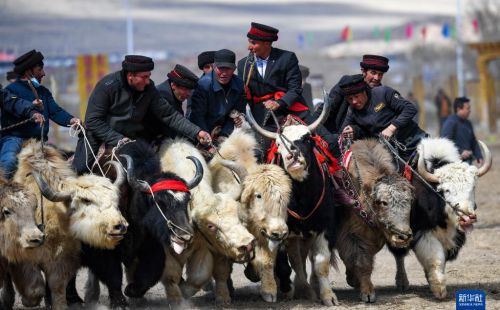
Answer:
[77,54,109,119]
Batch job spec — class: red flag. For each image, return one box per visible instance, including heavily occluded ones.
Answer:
[405,23,413,39]
[341,26,350,41]
[421,26,427,40]
[472,19,480,33]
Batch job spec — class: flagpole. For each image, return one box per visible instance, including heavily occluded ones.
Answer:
[456,0,465,96]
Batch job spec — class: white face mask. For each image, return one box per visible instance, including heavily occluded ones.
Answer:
[30,77,41,88]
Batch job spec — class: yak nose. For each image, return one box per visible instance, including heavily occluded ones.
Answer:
[239,239,255,254]
[180,233,193,243]
[114,224,127,234]
[28,232,45,247]
[396,230,413,241]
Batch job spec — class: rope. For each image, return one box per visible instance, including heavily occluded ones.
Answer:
[141,180,193,241]
[378,135,465,217]
[0,115,40,133]
[68,121,105,176]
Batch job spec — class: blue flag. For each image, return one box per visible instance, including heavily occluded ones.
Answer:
[442,23,450,38]
[297,33,305,49]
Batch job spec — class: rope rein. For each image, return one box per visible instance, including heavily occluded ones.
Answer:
[378,135,465,217]
[68,121,105,176]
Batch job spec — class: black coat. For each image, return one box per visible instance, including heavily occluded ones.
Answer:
[84,71,199,145]
[341,86,420,145]
[156,79,183,114]
[143,79,185,140]
[73,71,200,174]
[237,48,308,125]
[323,75,350,134]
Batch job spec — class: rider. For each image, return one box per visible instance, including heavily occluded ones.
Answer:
[1,49,76,178]
[72,55,211,174]
[340,74,427,163]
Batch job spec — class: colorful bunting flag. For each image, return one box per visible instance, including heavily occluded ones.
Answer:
[442,23,450,38]
[421,26,427,40]
[472,19,480,33]
[297,33,305,48]
[341,26,352,42]
[405,23,413,39]
[384,27,391,42]
[450,24,456,39]
[373,26,381,39]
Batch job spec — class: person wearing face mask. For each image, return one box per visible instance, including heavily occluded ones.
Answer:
[72,55,211,174]
[1,49,77,178]
[188,49,245,146]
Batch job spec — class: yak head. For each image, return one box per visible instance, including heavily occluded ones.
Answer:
[159,139,256,263]
[245,98,331,182]
[417,138,492,232]
[222,160,292,252]
[372,174,414,248]
[0,179,45,260]
[32,161,129,249]
[191,193,256,263]
[122,155,203,255]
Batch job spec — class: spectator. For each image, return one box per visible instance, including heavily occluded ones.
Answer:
[441,97,483,165]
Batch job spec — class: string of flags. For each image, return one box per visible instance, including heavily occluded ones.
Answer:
[296,19,481,48]
[338,19,480,43]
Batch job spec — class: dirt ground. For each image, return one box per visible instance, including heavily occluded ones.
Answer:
[12,146,500,310]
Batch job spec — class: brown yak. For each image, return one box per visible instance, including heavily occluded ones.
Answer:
[334,139,414,303]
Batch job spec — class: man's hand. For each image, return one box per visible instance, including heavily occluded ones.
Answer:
[381,124,397,139]
[32,113,45,126]
[264,100,280,111]
[342,126,354,139]
[461,150,473,160]
[197,131,212,145]
[233,114,244,128]
[32,99,43,109]
[69,118,80,126]
[477,158,484,167]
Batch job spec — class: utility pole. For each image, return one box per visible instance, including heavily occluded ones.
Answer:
[456,0,465,96]
[125,0,134,54]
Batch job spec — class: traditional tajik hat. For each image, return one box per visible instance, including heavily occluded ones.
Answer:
[197,51,215,70]
[247,22,279,42]
[13,50,44,74]
[360,54,389,72]
[167,64,199,89]
[339,74,368,96]
[122,55,154,72]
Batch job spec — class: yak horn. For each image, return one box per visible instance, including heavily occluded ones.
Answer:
[417,154,439,183]
[477,140,492,177]
[186,156,204,189]
[307,93,331,132]
[219,159,248,183]
[32,171,72,202]
[120,154,150,192]
[104,160,126,186]
[245,104,277,140]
